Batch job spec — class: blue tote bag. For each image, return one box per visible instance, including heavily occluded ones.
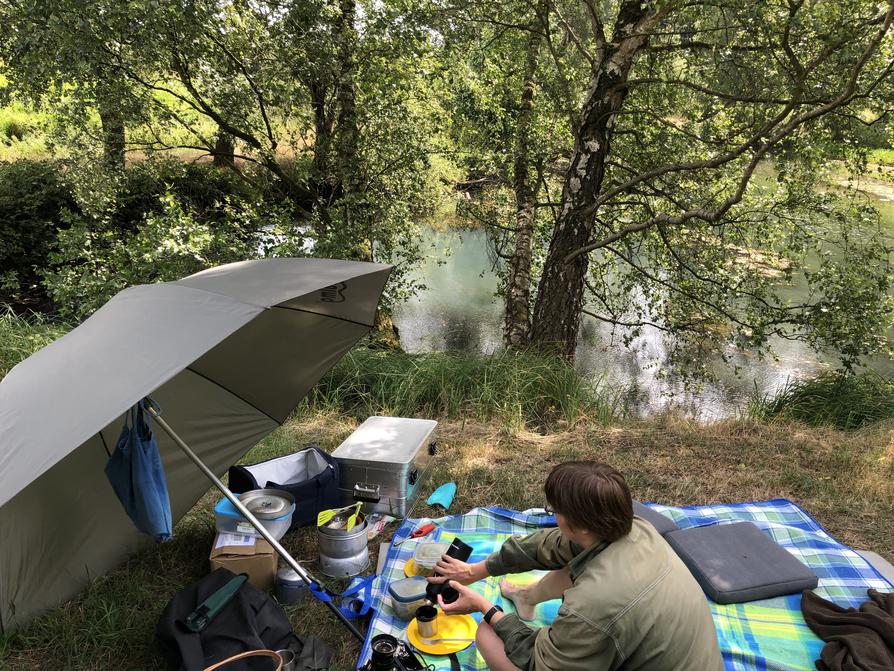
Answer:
[105,398,173,541]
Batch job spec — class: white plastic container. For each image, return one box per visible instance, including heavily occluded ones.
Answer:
[388,576,429,620]
[214,490,295,541]
[413,541,450,571]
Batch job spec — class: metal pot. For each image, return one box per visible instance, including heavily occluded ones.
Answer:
[317,513,369,577]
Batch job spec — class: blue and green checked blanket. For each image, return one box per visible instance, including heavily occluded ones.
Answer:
[357,500,893,670]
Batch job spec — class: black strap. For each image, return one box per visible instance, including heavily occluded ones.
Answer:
[448,652,460,671]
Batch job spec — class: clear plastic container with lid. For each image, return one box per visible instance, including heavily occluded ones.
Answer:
[413,541,451,571]
[388,576,429,620]
[213,489,295,541]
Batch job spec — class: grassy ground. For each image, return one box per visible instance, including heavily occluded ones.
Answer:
[2,410,892,670]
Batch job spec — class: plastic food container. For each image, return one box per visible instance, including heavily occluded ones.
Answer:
[388,577,429,620]
[214,490,295,541]
[413,541,450,571]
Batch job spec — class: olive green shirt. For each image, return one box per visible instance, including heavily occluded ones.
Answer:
[485,518,724,671]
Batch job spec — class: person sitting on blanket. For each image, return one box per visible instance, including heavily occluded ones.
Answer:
[427,461,723,671]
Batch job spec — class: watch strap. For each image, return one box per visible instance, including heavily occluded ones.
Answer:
[483,604,504,625]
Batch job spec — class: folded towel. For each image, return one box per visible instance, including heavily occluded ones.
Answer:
[801,588,894,671]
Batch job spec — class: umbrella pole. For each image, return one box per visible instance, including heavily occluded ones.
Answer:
[149,411,366,643]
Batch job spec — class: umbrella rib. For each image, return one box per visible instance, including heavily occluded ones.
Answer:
[272,304,374,329]
[185,367,282,426]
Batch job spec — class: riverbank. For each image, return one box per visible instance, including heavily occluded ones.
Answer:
[2,410,892,670]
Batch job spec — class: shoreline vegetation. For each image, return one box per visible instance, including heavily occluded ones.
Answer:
[2,312,894,669]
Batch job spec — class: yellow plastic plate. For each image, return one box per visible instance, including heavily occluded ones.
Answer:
[404,558,429,578]
[407,612,477,655]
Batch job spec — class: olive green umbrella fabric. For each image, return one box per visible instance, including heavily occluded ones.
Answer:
[0,258,391,630]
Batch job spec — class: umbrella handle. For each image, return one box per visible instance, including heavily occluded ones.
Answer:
[142,397,162,417]
[203,649,282,671]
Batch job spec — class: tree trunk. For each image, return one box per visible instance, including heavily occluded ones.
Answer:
[530,2,668,357]
[335,0,359,197]
[503,26,541,349]
[212,131,235,167]
[98,105,125,171]
[310,81,334,192]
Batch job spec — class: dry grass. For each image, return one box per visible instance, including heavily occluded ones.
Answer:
[2,411,893,670]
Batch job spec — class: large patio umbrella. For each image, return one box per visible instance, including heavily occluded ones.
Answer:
[0,258,391,635]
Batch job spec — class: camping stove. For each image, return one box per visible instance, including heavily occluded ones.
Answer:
[317,513,369,577]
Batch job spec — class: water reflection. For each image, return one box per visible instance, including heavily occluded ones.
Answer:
[393,226,892,420]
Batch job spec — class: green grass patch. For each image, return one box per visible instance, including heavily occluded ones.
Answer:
[749,370,894,429]
[304,347,623,428]
[0,310,71,378]
[0,104,51,161]
[868,148,894,166]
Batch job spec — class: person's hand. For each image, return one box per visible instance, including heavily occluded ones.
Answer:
[426,556,480,586]
[436,580,490,616]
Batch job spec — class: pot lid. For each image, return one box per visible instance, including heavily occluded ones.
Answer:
[240,488,295,519]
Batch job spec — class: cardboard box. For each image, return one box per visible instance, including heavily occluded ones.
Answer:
[209,532,277,590]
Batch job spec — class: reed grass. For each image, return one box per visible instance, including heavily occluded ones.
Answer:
[0,310,71,378]
[749,370,894,429]
[304,347,623,428]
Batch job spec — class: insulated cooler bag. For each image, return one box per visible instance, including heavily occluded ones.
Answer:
[228,446,340,529]
[331,416,438,517]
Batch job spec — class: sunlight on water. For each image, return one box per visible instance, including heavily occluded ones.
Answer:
[394,197,894,420]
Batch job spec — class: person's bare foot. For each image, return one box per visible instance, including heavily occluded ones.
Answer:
[500,580,536,621]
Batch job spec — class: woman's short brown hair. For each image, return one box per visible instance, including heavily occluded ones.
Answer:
[544,461,633,542]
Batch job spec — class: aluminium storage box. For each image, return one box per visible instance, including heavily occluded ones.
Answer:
[331,416,438,517]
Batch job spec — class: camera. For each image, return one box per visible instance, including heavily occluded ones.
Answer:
[359,634,428,671]
[425,537,472,605]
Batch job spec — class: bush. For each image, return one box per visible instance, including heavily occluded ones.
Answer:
[113,159,259,231]
[749,370,894,429]
[42,189,273,318]
[0,156,292,318]
[0,160,78,310]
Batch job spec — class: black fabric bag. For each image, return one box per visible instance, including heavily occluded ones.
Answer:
[157,568,332,671]
[228,446,341,529]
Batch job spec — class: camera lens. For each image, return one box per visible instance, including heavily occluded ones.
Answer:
[370,633,398,670]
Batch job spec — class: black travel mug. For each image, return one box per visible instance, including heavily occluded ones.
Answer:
[425,537,472,604]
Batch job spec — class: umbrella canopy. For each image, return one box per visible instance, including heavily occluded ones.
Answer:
[0,258,391,631]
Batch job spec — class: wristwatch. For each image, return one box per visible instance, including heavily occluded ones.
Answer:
[483,604,504,625]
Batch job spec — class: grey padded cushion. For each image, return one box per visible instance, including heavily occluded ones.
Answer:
[633,501,680,536]
[664,521,818,604]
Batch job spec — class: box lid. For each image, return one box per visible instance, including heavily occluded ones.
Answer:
[332,416,437,465]
[388,576,428,603]
[413,541,451,569]
[209,532,274,559]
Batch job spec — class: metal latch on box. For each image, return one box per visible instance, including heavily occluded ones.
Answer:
[353,482,381,503]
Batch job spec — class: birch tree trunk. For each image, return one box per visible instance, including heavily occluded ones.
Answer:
[504,26,541,349]
[530,1,670,356]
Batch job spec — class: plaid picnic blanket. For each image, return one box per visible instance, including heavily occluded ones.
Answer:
[357,500,893,670]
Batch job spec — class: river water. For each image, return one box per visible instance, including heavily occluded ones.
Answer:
[393,177,894,419]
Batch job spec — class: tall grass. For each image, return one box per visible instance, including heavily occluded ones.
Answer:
[0,310,71,379]
[749,370,894,429]
[303,347,623,428]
